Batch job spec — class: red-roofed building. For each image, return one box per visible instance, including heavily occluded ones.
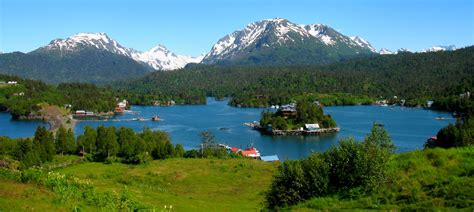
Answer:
[240,147,260,158]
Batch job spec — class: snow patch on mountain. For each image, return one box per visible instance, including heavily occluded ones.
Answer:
[133,45,203,71]
[379,48,395,55]
[350,36,376,52]
[421,45,456,52]
[42,32,134,57]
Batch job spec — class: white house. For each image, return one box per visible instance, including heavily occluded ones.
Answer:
[305,124,320,131]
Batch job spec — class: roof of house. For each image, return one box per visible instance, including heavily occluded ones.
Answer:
[241,148,260,157]
[260,155,279,162]
[230,147,241,152]
[305,124,320,129]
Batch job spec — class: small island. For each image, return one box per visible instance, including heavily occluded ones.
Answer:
[253,100,339,136]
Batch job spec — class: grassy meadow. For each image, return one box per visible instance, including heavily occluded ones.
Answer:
[0,147,472,211]
[0,158,277,211]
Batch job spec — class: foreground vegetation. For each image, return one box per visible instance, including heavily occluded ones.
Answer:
[0,141,472,210]
[0,157,277,211]
[265,123,473,210]
[292,146,473,210]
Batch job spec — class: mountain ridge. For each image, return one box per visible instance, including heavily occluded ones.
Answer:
[201,18,377,65]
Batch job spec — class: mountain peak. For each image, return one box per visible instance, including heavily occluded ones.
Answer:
[379,48,395,55]
[132,45,203,71]
[38,32,133,57]
[422,45,456,52]
[202,18,376,64]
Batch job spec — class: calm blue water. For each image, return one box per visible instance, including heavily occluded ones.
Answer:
[0,98,454,159]
[72,98,454,159]
[0,112,48,138]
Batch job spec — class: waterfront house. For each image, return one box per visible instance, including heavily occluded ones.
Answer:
[240,147,261,158]
[304,124,320,131]
[75,110,86,115]
[280,103,297,117]
[426,100,434,108]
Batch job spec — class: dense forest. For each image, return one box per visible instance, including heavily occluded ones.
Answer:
[117,47,473,112]
[0,75,116,118]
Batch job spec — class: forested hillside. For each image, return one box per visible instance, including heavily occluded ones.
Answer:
[0,49,152,84]
[117,46,473,110]
[0,75,116,118]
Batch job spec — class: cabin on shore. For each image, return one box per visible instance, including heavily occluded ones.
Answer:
[280,103,297,117]
[304,123,320,132]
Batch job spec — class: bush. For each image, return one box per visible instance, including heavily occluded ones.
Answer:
[266,124,394,208]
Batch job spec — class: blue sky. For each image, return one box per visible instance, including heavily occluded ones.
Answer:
[1,0,473,56]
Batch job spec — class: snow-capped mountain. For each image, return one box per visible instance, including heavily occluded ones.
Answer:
[132,45,203,71]
[35,32,136,57]
[397,48,412,53]
[34,32,202,70]
[350,36,377,52]
[201,18,376,65]
[421,45,457,52]
[379,48,395,55]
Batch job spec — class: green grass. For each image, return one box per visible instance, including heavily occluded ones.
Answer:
[0,179,72,211]
[56,158,277,211]
[292,147,474,210]
[1,147,472,211]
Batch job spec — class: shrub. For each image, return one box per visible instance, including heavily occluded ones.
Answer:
[266,124,394,208]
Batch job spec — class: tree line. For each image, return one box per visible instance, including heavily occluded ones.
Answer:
[0,126,182,169]
[0,126,244,170]
[0,75,117,118]
[116,47,473,111]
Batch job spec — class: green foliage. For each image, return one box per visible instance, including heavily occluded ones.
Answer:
[95,126,119,161]
[266,124,394,208]
[55,126,76,156]
[76,125,97,156]
[260,100,336,130]
[0,49,151,84]
[293,147,474,210]
[34,126,55,162]
[426,115,474,148]
[118,47,474,111]
[0,75,117,118]
[174,144,185,157]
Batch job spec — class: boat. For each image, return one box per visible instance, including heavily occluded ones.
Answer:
[137,117,146,121]
[435,117,446,120]
[152,115,161,121]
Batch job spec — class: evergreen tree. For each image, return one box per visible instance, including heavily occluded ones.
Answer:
[55,126,68,156]
[65,128,75,154]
